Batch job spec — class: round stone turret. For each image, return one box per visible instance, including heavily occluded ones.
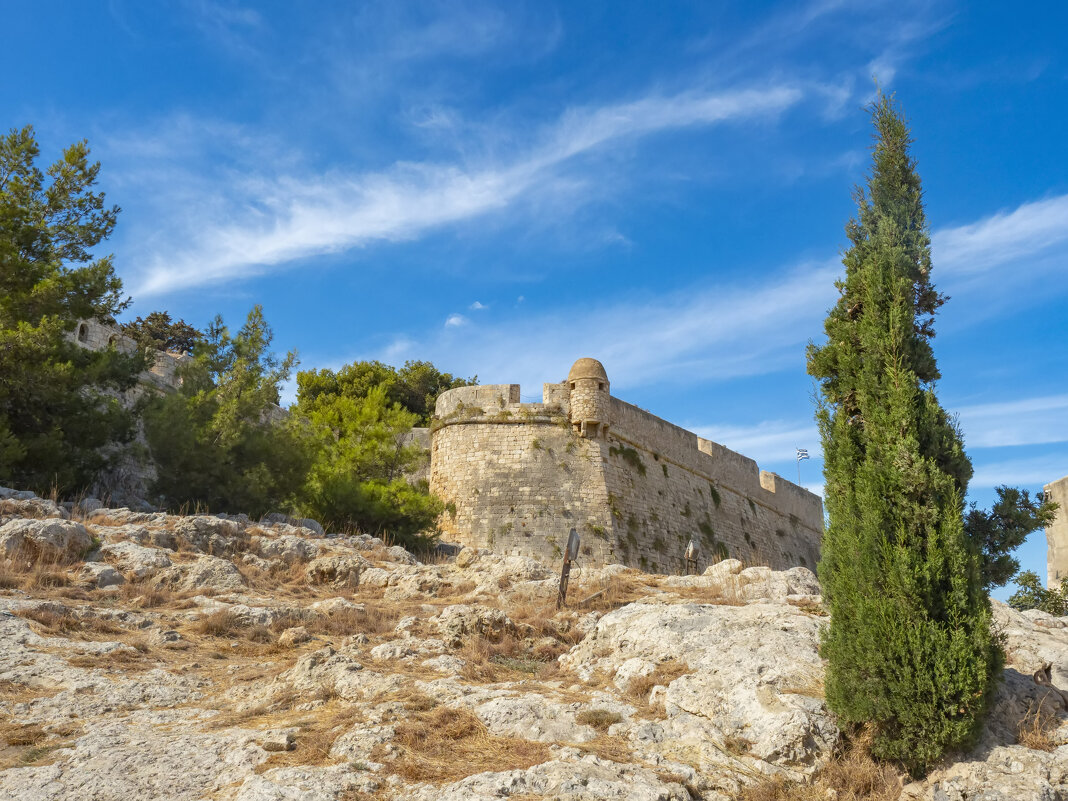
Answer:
[567,357,610,438]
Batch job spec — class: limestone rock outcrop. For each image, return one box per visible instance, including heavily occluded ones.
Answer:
[0,490,1065,801]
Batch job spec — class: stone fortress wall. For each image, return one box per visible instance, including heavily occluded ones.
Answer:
[429,358,823,574]
[1045,475,1068,587]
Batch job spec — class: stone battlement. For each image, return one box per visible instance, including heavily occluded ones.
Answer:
[430,359,823,575]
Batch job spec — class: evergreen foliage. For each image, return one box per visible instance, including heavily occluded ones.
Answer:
[0,126,145,493]
[966,487,1058,591]
[143,306,309,517]
[807,95,1000,776]
[297,359,475,425]
[1008,571,1068,616]
[121,311,202,353]
[295,378,442,548]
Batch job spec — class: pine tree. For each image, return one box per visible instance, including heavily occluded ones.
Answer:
[807,94,1000,776]
[0,126,145,493]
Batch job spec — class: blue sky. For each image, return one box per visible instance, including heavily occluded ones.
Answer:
[5,1,1067,597]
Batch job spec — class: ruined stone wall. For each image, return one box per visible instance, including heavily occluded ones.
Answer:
[71,319,192,394]
[1045,475,1068,587]
[429,365,823,574]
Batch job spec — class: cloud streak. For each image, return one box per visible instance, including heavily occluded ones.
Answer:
[128,84,802,296]
[379,258,839,394]
[933,193,1068,278]
[957,393,1068,449]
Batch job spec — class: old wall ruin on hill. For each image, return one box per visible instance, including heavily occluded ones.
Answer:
[1045,474,1068,587]
[429,358,823,574]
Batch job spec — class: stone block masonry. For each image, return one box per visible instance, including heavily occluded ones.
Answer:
[430,358,823,574]
[1045,475,1068,587]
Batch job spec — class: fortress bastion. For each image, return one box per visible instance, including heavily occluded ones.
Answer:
[430,358,823,574]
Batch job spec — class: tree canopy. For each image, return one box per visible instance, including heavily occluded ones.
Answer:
[0,125,144,493]
[807,95,999,776]
[144,306,309,517]
[121,311,202,354]
[297,359,475,425]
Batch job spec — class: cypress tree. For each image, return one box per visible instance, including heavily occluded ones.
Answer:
[807,94,1000,776]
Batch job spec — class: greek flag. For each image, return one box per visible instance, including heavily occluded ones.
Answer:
[796,448,810,462]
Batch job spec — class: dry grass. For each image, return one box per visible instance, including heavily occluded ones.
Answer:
[457,633,560,683]
[17,607,128,640]
[1017,699,1063,752]
[304,604,401,638]
[568,573,657,613]
[0,550,86,594]
[254,701,367,772]
[738,734,902,801]
[626,659,692,710]
[0,721,47,746]
[779,671,825,699]
[119,581,196,609]
[572,734,633,763]
[575,708,623,732]
[0,681,58,703]
[0,718,81,770]
[192,609,273,643]
[376,705,550,783]
[64,646,154,672]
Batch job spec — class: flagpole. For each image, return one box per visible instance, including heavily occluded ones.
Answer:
[797,451,801,486]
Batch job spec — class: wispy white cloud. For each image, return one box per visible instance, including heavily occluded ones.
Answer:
[933,193,1068,278]
[444,314,468,328]
[126,83,802,296]
[956,393,1068,449]
[690,420,820,465]
[376,258,839,394]
[469,301,488,310]
[970,455,1068,490]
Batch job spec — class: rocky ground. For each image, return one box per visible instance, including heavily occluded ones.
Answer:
[0,487,1065,800]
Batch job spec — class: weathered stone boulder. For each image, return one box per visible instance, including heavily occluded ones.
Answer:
[305,555,369,588]
[173,516,247,555]
[278,626,312,648]
[561,600,837,776]
[78,562,125,588]
[152,555,246,592]
[254,534,320,564]
[385,545,419,565]
[436,604,516,647]
[0,497,70,521]
[100,541,173,579]
[0,518,91,562]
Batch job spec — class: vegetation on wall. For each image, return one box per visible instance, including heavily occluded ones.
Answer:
[609,444,646,476]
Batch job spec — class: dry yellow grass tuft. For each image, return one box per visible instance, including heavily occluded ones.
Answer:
[626,659,692,711]
[738,734,902,801]
[572,734,633,763]
[1017,699,1063,752]
[378,705,550,783]
[575,708,623,732]
[0,721,47,747]
[253,702,367,772]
